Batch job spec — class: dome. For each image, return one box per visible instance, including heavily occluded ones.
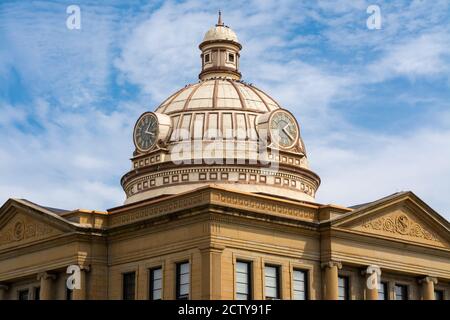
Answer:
[155,79,280,115]
[121,13,320,205]
[202,11,239,43]
[153,79,281,145]
[203,25,238,43]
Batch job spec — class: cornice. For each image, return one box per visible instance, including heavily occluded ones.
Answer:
[329,227,450,255]
[107,186,320,229]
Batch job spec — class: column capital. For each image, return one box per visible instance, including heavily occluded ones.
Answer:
[37,272,57,281]
[80,265,91,272]
[321,261,342,270]
[418,276,438,285]
[361,265,381,276]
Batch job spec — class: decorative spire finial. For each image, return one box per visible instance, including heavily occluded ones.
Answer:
[216,10,224,26]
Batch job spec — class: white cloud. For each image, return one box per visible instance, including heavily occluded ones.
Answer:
[311,120,450,218]
[367,32,450,82]
[0,2,117,108]
[0,99,140,210]
[0,0,449,221]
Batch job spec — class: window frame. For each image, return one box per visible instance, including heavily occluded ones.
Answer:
[394,284,408,300]
[66,286,73,300]
[34,287,40,300]
[204,53,211,64]
[292,268,308,300]
[18,289,29,300]
[264,264,281,300]
[377,281,388,300]
[235,260,252,300]
[176,261,190,300]
[149,266,163,300]
[228,52,235,63]
[338,275,350,300]
[434,289,444,301]
[122,271,136,300]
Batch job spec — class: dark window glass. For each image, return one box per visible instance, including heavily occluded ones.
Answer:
[176,262,190,300]
[236,261,252,300]
[66,287,73,300]
[378,282,388,300]
[264,265,280,300]
[123,272,136,300]
[434,290,444,300]
[34,287,40,300]
[338,276,349,300]
[293,269,307,300]
[394,284,408,300]
[18,289,29,300]
[204,54,210,63]
[149,267,163,300]
[228,53,235,62]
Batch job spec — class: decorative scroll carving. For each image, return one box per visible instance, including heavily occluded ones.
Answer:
[361,214,439,242]
[0,216,55,246]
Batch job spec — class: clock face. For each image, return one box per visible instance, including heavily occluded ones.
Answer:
[269,110,298,148]
[134,113,159,152]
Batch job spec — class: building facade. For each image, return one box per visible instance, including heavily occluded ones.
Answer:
[0,14,449,300]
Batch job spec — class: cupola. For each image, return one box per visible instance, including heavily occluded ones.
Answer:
[199,11,242,81]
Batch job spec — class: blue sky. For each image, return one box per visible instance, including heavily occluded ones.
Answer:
[0,0,449,219]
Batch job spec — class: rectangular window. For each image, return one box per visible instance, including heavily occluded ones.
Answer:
[378,282,388,300]
[66,287,73,300]
[18,289,29,300]
[292,269,308,300]
[179,114,192,141]
[228,53,235,63]
[204,53,210,63]
[206,113,218,139]
[338,276,349,300]
[394,284,408,300]
[235,113,247,140]
[264,265,280,300]
[122,272,136,300]
[176,262,190,300]
[193,113,205,139]
[34,287,40,300]
[149,267,163,300]
[236,261,252,300]
[434,290,444,300]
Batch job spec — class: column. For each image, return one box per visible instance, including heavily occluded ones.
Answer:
[362,265,381,300]
[321,261,342,300]
[0,284,9,300]
[419,276,437,300]
[37,272,56,300]
[200,244,225,300]
[72,267,89,300]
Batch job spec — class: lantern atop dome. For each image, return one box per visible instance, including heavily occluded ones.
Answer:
[199,12,242,81]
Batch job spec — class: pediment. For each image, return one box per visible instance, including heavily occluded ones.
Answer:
[0,199,72,250]
[334,193,450,248]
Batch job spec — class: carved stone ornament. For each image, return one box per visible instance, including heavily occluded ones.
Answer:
[0,216,55,246]
[361,213,439,242]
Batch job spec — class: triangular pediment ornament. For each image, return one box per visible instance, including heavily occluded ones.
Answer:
[334,193,450,248]
[0,212,63,248]
[0,200,72,249]
[356,211,444,246]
